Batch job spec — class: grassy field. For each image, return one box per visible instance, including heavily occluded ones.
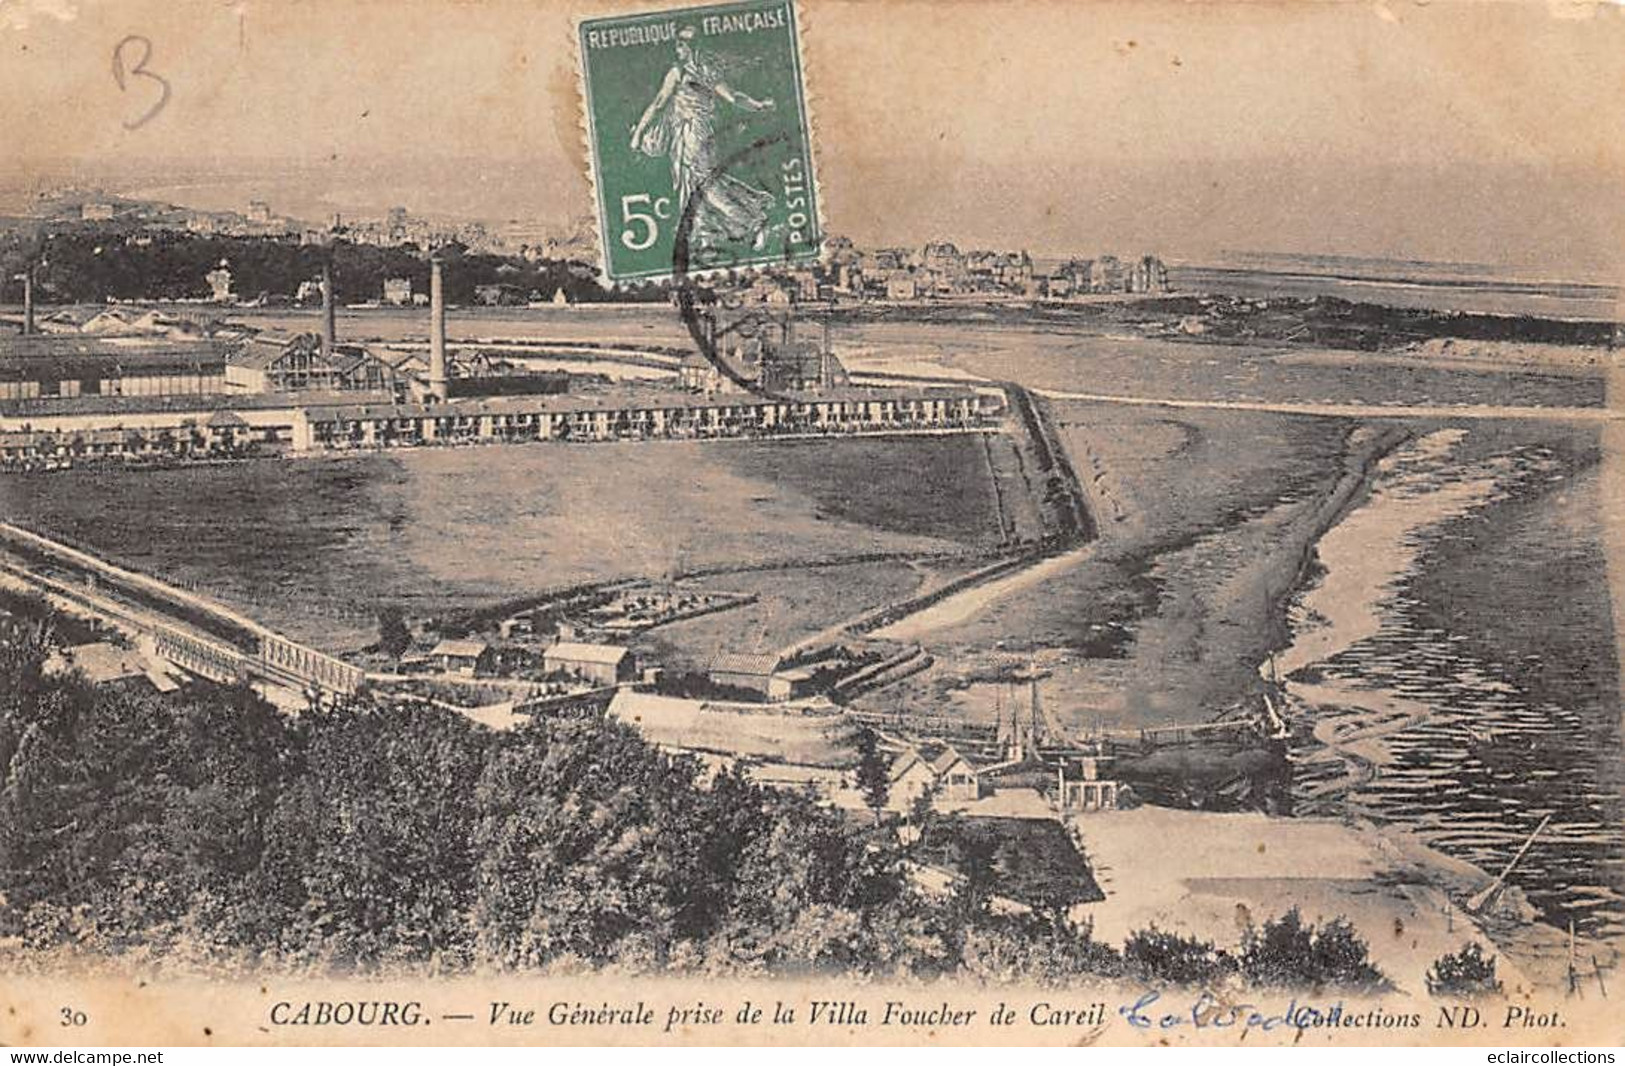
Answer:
[0,436,1004,652]
[631,559,944,669]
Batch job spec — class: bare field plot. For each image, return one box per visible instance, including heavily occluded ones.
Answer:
[0,436,1003,652]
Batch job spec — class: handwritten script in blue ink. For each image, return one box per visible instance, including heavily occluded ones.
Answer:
[1119,989,1348,1033]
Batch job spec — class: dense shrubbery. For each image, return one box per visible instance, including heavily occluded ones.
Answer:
[0,619,1393,990]
[1426,943,1503,999]
[1122,927,1235,987]
[1239,908,1391,994]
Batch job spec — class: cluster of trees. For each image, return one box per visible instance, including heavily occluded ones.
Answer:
[1,610,1465,993]
[0,621,1112,978]
[1131,293,1615,349]
[0,230,669,307]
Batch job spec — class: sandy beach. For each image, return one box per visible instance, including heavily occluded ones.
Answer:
[1069,806,1553,997]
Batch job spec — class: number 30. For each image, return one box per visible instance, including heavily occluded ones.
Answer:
[619,193,671,252]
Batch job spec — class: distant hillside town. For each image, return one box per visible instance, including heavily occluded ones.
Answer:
[4,187,1167,308]
[805,237,1170,303]
[13,185,590,262]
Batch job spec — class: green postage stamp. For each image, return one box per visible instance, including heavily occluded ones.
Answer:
[578,0,821,281]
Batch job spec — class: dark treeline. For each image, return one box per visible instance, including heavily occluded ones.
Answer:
[0,621,1110,978]
[0,618,1402,989]
[0,229,677,307]
[1136,294,1618,348]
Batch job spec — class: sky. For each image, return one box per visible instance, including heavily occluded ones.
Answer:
[3,0,1623,276]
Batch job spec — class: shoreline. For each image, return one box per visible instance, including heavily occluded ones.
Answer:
[1259,421,1625,951]
[1069,804,1603,995]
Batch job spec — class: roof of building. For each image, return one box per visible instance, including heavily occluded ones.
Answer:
[0,350,232,383]
[709,651,781,678]
[81,308,141,327]
[0,428,133,448]
[1,334,232,361]
[329,349,370,374]
[227,332,317,370]
[545,641,631,666]
[931,746,975,776]
[228,336,386,376]
[889,749,932,783]
[430,638,488,659]
[0,386,395,418]
[43,307,103,327]
[380,349,427,370]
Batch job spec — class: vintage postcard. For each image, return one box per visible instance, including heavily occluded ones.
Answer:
[0,0,1622,1051]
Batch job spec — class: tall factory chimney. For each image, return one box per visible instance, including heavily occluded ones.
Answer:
[319,261,336,358]
[21,267,35,336]
[820,314,832,389]
[428,256,448,402]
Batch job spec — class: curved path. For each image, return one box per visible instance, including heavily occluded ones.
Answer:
[1033,388,1621,422]
[848,362,1621,422]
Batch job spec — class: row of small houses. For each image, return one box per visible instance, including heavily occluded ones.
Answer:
[0,412,253,468]
[0,388,985,469]
[409,639,819,702]
[289,390,985,451]
[413,638,638,686]
[888,744,1122,814]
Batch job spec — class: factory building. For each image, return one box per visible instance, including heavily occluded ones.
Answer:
[677,352,728,393]
[223,262,397,394]
[757,339,849,393]
[225,333,398,394]
[0,336,229,401]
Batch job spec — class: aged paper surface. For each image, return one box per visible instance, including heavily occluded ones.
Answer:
[0,0,1623,1048]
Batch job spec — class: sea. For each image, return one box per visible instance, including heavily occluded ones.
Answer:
[1166,252,1620,321]
[1277,422,1625,941]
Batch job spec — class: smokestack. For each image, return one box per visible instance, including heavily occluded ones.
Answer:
[319,262,336,358]
[821,314,832,389]
[21,268,34,336]
[428,256,448,402]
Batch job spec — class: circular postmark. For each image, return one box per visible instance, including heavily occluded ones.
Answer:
[670,129,814,401]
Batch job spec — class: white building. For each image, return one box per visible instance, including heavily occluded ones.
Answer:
[543,641,636,686]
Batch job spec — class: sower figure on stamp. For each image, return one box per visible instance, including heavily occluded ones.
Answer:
[630,25,777,250]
